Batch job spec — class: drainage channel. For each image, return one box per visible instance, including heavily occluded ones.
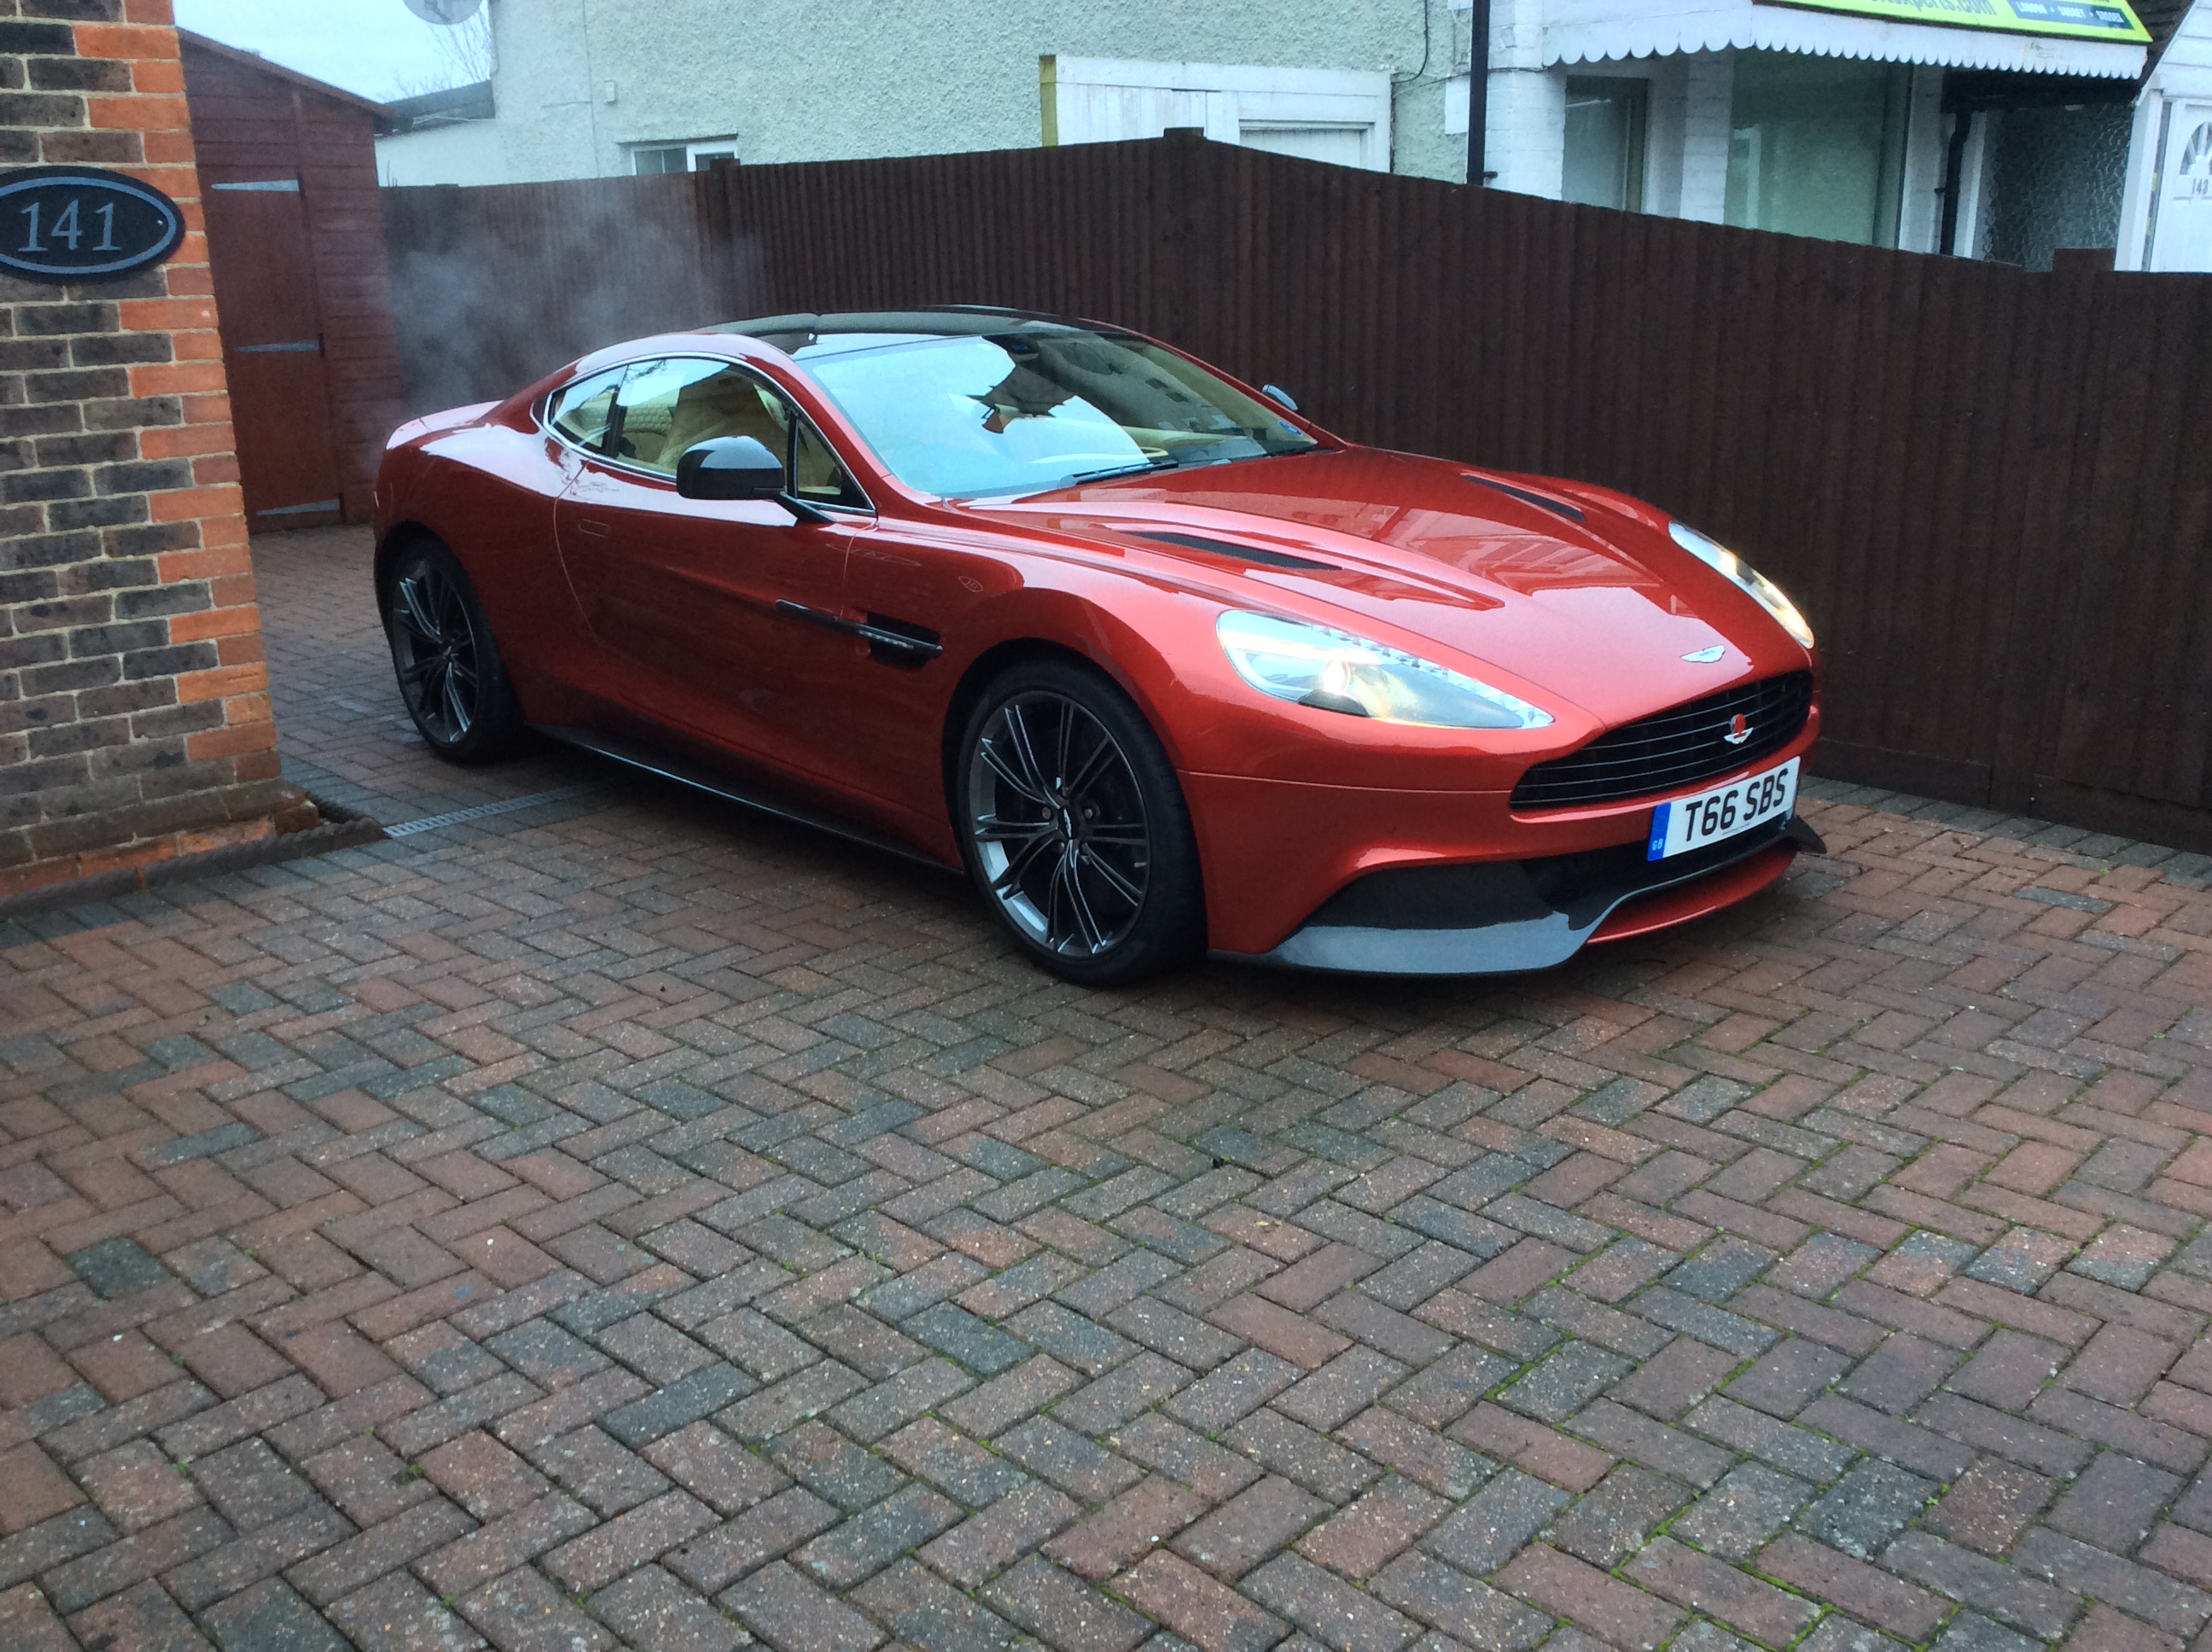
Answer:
[383,784,604,838]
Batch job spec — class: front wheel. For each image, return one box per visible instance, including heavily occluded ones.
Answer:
[955,660,1204,986]
[382,538,524,764]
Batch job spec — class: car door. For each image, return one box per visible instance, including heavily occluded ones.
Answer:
[551,356,869,784]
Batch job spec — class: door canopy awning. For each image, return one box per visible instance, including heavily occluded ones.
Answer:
[1545,0,2150,76]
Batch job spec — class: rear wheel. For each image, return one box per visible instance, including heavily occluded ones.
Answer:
[955,660,1203,985]
[382,538,523,764]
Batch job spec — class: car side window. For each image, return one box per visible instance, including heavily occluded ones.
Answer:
[790,413,868,509]
[613,358,784,475]
[548,367,625,451]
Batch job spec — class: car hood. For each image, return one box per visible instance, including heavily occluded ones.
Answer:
[975,446,1804,729]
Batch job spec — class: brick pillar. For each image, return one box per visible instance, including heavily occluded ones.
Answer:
[2,0,299,899]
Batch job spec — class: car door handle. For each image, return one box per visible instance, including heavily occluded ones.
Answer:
[575,520,610,538]
[774,601,942,658]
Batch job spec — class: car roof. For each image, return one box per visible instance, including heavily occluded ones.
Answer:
[704,306,1112,352]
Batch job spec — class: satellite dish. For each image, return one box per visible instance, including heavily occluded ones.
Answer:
[404,0,483,23]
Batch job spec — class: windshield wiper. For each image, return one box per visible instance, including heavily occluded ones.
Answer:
[1064,455,1179,486]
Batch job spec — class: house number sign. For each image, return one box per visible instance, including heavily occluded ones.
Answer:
[0,166,184,282]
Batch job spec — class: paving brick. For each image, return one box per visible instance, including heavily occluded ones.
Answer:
[0,1582,77,1652]
[458,1567,614,1652]
[1110,1414,1266,1503]
[1756,1534,1948,1643]
[1226,1411,1381,1504]
[1118,1550,1289,1652]
[1494,1543,1684,1652]
[415,1492,597,1598]
[67,1578,218,1652]
[671,1484,845,1592]
[981,1554,1154,1652]
[1367,1552,1552,1650]
[1423,1470,1569,1577]
[1622,1537,1819,1648]
[1208,1294,1353,1370]
[2011,1527,2210,1638]
[420,1429,550,1521]
[1167,1350,1301,1432]
[589,1564,748,1652]
[1545,1466,1691,1569]
[2050,1452,2184,1553]
[1798,1459,1940,1559]
[726,1560,886,1652]
[1333,1410,1489,1501]
[1172,1475,1328,1580]
[199,1576,352,1652]
[1883,1531,2080,1639]
[1243,1552,1420,1652]
[1298,1475,1449,1579]
[1672,1463,1809,1560]
[546,1486,720,1590]
[0,1444,88,1538]
[328,1570,485,1652]
[921,1480,1081,1587]
[1047,1476,1209,1579]
[1447,1405,1612,1493]
[850,1557,1019,1652]
[1725,1340,1850,1419]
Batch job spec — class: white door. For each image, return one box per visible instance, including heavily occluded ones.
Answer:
[2151,103,2212,272]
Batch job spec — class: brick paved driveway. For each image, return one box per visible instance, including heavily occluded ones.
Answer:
[3,528,2212,1652]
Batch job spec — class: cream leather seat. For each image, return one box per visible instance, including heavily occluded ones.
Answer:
[661,372,788,467]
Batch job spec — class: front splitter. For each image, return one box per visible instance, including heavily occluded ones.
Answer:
[1216,815,1825,976]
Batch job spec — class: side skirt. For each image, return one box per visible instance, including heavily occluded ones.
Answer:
[533,724,959,872]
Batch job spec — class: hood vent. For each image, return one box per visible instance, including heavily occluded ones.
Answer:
[1467,475,1586,523]
[1132,530,1336,571]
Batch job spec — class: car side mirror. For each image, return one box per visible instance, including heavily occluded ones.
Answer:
[676,435,784,500]
[1261,383,1300,413]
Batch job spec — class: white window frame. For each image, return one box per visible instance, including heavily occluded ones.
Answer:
[630,137,742,175]
[1042,57,1392,172]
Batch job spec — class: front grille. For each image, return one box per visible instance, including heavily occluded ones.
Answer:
[1511,671,1813,811]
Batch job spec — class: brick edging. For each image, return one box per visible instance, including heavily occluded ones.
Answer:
[0,794,385,919]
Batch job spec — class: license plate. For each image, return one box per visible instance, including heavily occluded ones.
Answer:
[1647,758,1799,861]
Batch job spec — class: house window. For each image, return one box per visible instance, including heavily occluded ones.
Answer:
[631,138,741,175]
[1563,79,1648,212]
[1725,52,1909,246]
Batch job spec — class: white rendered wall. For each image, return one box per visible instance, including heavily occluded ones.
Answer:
[376,123,509,187]
[447,0,1480,187]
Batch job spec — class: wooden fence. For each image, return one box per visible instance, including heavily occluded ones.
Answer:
[381,137,2212,853]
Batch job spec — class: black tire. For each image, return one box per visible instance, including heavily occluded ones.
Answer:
[381,537,525,765]
[954,658,1204,986]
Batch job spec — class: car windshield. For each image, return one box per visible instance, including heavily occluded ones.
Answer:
[793,329,1319,499]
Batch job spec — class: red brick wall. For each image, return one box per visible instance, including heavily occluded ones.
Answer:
[0,0,289,897]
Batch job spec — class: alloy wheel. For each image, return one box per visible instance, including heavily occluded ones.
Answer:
[388,564,481,745]
[967,691,1152,957]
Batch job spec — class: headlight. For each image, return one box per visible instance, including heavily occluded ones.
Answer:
[1669,522,1815,650]
[1216,611,1552,730]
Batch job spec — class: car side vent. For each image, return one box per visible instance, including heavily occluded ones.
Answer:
[864,614,940,669]
[1133,531,1336,571]
[1466,475,1586,523]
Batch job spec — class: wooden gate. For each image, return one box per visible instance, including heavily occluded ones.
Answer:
[201,177,344,527]
[181,31,404,527]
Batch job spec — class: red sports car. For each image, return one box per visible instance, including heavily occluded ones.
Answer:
[374,308,1822,984]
